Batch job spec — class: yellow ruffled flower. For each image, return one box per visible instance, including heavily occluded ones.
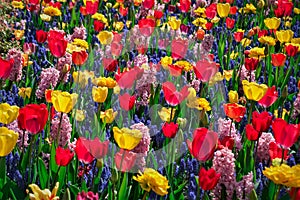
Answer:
[14,30,24,40]
[187,97,211,111]
[18,87,32,99]
[0,127,18,157]
[100,109,118,123]
[242,80,268,101]
[160,56,173,69]
[223,70,233,81]
[113,126,142,150]
[291,38,300,44]
[217,3,230,18]
[93,77,117,88]
[40,14,52,21]
[114,21,124,31]
[208,72,224,86]
[249,47,265,59]
[73,70,95,88]
[294,8,300,15]
[97,31,114,45]
[243,3,256,14]
[133,168,170,196]
[73,110,85,122]
[72,39,89,50]
[192,18,207,27]
[28,182,59,200]
[194,7,206,17]
[51,91,78,113]
[168,17,181,30]
[258,36,276,46]
[126,21,132,28]
[92,86,108,103]
[158,107,175,122]
[264,17,281,30]
[241,38,252,47]
[11,1,24,9]
[43,6,62,17]
[0,103,19,125]
[174,60,193,71]
[276,30,294,43]
[228,90,239,103]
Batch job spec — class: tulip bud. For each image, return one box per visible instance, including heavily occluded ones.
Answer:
[96,159,103,169]
[282,86,288,99]
[177,117,187,128]
[228,90,239,103]
[257,0,265,8]
[110,167,119,183]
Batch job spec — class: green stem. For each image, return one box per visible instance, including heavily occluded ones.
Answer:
[142,191,149,200]
[0,156,6,187]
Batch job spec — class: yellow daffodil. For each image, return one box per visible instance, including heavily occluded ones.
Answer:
[114,21,124,31]
[73,110,85,122]
[211,16,220,23]
[241,38,252,47]
[0,127,18,156]
[113,126,142,150]
[192,18,207,27]
[97,31,114,45]
[100,109,118,123]
[223,70,233,81]
[51,91,78,113]
[194,7,206,17]
[168,17,181,30]
[72,39,89,50]
[93,77,117,88]
[113,84,121,94]
[73,70,95,88]
[243,3,256,14]
[11,1,24,9]
[228,90,239,103]
[187,97,211,111]
[264,17,281,30]
[18,87,32,99]
[274,108,289,119]
[14,30,24,40]
[28,182,59,200]
[230,51,238,60]
[126,21,132,28]
[242,80,268,101]
[160,56,173,69]
[258,36,276,46]
[217,3,230,18]
[285,21,291,28]
[92,86,108,103]
[133,168,170,196]
[0,103,19,125]
[276,30,294,43]
[208,72,224,86]
[158,107,175,122]
[43,6,62,17]
[249,47,265,58]
[257,0,265,8]
[40,14,52,21]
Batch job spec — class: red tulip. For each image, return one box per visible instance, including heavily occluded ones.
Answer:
[180,24,190,34]
[269,142,289,161]
[162,81,189,106]
[115,67,143,89]
[274,1,293,17]
[142,0,154,9]
[72,50,88,66]
[196,29,205,40]
[94,20,105,32]
[258,86,278,108]
[81,137,109,159]
[114,149,137,172]
[171,38,188,60]
[168,5,176,12]
[55,147,74,166]
[272,118,300,148]
[162,122,179,138]
[194,60,219,82]
[168,64,182,77]
[244,57,259,71]
[205,3,217,19]
[75,137,95,164]
[289,188,300,200]
[86,0,98,15]
[178,0,191,12]
[198,167,221,190]
[138,18,155,37]
[79,6,87,15]
[0,57,14,80]
[246,124,260,141]
[258,30,268,38]
[119,93,135,111]
[154,10,163,19]
[252,111,272,133]
[233,31,244,42]
[205,22,213,31]
[218,136,235,150]
[102,58,118,72]
[18,104,48,134]
[229,6,237,15]
[224,103,246,122]
[226,18,235,29]
[48,2,61,9]
[36,30,48,43]
[28,0,39,5]
[119,5,128,16]
[271,53,286,67]
[285,44,298,57]
[187,128,218,162]
[47,30,67,58]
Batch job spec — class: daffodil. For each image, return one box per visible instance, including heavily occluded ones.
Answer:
[168,17,181,30]
[223,70,233,81]
[73,110,85,122]
[228,90,239,103]
[158,107,175,122]
[241,38,252,47]
[28,182,59,200]
[40,14,52,21]
[194,7,206,17]
[174,60,193,71]
[113,126,142,150]
[243,3,256,14]
[43,6,62,17]
[100,109,118,123]
[18,87,32,99]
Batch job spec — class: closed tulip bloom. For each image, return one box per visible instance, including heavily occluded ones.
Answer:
[55,147,74,166]
[217,3,230,18]
[162,122,179,138]
[264,17,281,30]
[158,107,175,122]
[223,103,246,122]
[0,103,19,125]
[252,111,272,132]
[242,80,268,101]
[97,31,113,45]
[92,86,108,103]
[271,53,286,67]
[113,126,143,150]
[114,149,137,172]
[244,57,259,71]
[285,44,299,57]
[35,30,48,43]
[51,91,78,113]
[119,93,135,111]
[198,167,221,190]
[47,30,68,58]
[0,127,18,156]
[0,57,14,80]
[72,50,88,66]
[276,30,294,43]
[75,137,95,164]
[246,124,260,141]
[228,90,238,103]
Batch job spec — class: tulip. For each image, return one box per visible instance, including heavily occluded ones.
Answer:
[272,118,300,148]
[168,17,181,30]
[0,57,14,80]
[55,147,74,166]
[100,109,118,123]
[162,82,189,106]
[228,90,238,103]
[271,53,286,67]
[142,0,154,9]
[252,111,272,133]
[264,17,281,30]
[187,128,218,161]
[119,93,135,111]
[28,182,59,200]
[115,67,144,89]
[276,30,294,43]
[198,167,221,190]
[81,137,109,159]
[218,136,235,150]
[196,29,205,40]
[113,126,142,150]
[97,31,113,45]
[111,42,123,57]
[285,44,299,57]
[86,0,98,15]
[269,142,289,161]
[35,30,48,43]
[258,36,276,46]
[75,137,95,164]
[217,3,230,18]
[171,38,188,59]
[248,47,265,58]
[230,6,237,14]
[246,124,260,141]
[94,20,105,32]
[225,18,235,29]
[233,31,244,42]
[51,91,78,113]
[114,149,137,172]
[158,107,175,122]
[92,86,108,103]
[289,188,300,200]
[0,103,19,125]
[162,122,179,138]
[178,0,191,12]
[72,50,88,66]
[258,30,268,38]
[102,57,118,72]
[242,80,268,101]
[138,18,155,37]
[77,191,99,200]
[223,103,246,122]
[18,104,48,134]
[47,30,68,58]
[0,127,18,156]
[194,60,219,82]
[258,86,278,108]
[244,57,259,71]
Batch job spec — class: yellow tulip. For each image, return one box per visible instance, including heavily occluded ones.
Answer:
[276,30,294,43]
[168,17,181,30]
[248,47,265,58]
[228,90,239,103]
[0,127,18,156]
[294,8,300,15]
[97,31,114,45]
[11,1,24,9]
[93,77,117,88]
[73,110,85,122]
[73,70,95,88]
[51,91,78,113]
[187,97,211,111]
[158,107,175,122]
[0,103,19,125]
[211,16,220,24]
[242,80,268,101]
[113,21,124,31]
[29,182,59,200]
[258,36,276,46]
[113,126,142,150]
[92,86,108,103]
[264,17,281,30]
[160,56,173,69]
[217,3,230,18]
[100,109,118,123]
[72,39,89,50]
[243,3,256,14]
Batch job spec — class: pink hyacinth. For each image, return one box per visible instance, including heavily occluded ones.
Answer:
[218,118,242,150]
[50,113,72,147]
[56,52,72,82]
[36,67,60,99]
[7,120,29,150]
[7,48,23,81]
[70,25,87,41]
[236,172,255,200]
[256,132,275,162]
[136,68,157,107]
[239,65,256,82]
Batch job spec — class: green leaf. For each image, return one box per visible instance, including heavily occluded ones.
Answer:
[118,173,128,200]
[38,158,49,189]
[57,167,67,195]
[62,188,71,200]
[68,184,80,196]
[249,189,258,200]
[50,144,58,173]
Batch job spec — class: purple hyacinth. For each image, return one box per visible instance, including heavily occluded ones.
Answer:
[50,113,72,147]
[56,52,72,83]
[7,48,23,82]
[36,67,60,99]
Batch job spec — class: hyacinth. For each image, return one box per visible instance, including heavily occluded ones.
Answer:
[7,48,23,81]
[201,34,214,53]
[56,52,72,82]
[136,68,157,107]
[291,93,300,120]
[212,148,236,200]
[50,113,72,147]
[239,65,256,82]
[70,25,87,40]
[36,67,60,99]
[256,132,275,162]
[235,172,255,200]
[7,120,29,150]
[131,122,151,170]
[218,118,242,150]
[132,54,149,67]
